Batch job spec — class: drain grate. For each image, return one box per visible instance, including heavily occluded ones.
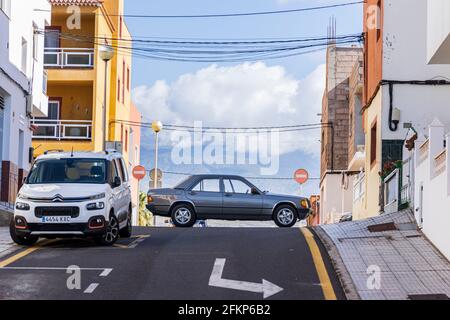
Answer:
[367,222,398,233]
[408,294,449,300]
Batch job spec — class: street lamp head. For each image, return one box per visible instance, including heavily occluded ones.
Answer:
[152,121,163,133]
[99,45,114,62]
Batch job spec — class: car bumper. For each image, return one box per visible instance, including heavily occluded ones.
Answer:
[146,203,170,217]
[298,208,313,220]
[13,199,109,237]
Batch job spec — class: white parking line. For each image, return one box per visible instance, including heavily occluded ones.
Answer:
[84,283,99,294]
[100,268,112,277]
[0,266,111,272]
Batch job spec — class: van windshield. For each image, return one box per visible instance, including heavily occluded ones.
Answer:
[27,159,107,184]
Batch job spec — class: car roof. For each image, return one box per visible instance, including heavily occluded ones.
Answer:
[36,151,123,161]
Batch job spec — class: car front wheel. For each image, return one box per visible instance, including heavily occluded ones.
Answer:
[9,219,39,246]
[95,215,120,246]
[171,204,196,228]
[273,205,297,228]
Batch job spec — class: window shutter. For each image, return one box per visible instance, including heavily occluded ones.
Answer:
[0,94,5,109]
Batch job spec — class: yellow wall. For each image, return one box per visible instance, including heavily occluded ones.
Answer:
[358,90,383,220]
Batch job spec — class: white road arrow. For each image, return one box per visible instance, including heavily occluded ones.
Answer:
[208,258,283,299]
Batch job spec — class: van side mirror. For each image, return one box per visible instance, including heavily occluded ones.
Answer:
[113,176,122,188]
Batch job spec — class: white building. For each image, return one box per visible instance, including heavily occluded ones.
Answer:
[362,0,450,219]
[0,0,50,207]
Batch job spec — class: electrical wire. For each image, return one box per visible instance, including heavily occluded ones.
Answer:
[34,1,363,19]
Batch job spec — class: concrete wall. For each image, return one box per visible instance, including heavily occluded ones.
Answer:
[427,0,450,64]
[320,173,354,224]
[414,122,450,260]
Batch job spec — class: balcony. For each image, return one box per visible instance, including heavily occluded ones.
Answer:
[31,119,92,140]
[44,48,94,68]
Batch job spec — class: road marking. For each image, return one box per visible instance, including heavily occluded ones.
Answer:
[0,240,54,268]
[84,283,99,294]
[300,228,337,300]
[100,268,112,277]
[208,258,283,299]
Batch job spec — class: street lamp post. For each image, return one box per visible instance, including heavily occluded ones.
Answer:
[152,121,163,189]
[99,45,114,151]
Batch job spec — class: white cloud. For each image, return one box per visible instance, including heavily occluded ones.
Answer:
[132,62,325,158]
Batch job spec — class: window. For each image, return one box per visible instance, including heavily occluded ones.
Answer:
[125,129,128,151]
[21,38,27,73]
[127,67,130,90]
[117,79,121,101]
[0,0,11,18]
[33,24,39,60]
[122,61,125,103]
[108,160,120,185]
[370,121,377,166]
[115,158,128,182]
[120,158,129,181]
[28,159,107,184]
[223,179,233,193]
[119,16,123,39]
[229,179,252,194]
[376,0,382,41]
[192,179,220,193]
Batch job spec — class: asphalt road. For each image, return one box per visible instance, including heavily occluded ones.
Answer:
[0,227,344,300]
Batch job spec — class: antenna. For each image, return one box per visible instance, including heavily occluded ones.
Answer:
[327,16,337,46]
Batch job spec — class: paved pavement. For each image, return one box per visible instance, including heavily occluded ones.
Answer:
[0,227,16,259]
[0,227,344,300]
[317,209,450,300]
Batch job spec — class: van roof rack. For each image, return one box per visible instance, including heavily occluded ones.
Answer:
[104,149,118,155]
[44,149,64,155]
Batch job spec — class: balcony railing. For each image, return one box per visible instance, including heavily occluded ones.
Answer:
[44,48,94,68]
[31,119,92,140]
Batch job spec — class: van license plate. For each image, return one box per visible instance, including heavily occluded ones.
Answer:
[41,216,71,223]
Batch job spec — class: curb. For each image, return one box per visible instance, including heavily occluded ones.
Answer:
[313,226,361,300]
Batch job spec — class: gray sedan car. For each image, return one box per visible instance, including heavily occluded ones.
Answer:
[146,174,312,228]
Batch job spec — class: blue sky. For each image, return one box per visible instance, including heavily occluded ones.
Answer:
[125,0,362,195]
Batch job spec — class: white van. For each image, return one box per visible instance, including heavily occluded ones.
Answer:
[10,150,132,246]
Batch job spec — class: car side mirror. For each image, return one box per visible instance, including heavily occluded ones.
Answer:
[113,176,122,188]
[251,187,260,195]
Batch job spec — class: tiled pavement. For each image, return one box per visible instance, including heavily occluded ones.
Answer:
[0,227,17,259]
[316,210,450,300]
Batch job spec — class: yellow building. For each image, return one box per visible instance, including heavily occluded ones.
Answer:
[33,0,133,167]
[32,0,142,223]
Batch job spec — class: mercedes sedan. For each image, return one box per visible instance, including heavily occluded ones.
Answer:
[146,174,312,228]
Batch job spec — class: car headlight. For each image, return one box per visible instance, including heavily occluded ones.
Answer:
[16,202,30,211]
[86,202,105,210]
[300,199,309,209]
[147,195,154,203]
[89,193,106,200]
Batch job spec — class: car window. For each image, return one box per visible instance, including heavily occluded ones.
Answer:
[230,179,252,194]
[120,158,129,182]
[192,179,221,193]
[116,158,128,182]
[223,179,234,193]
[108,160,120,185]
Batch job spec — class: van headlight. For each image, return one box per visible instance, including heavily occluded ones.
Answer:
[86,202,105,210]
[16,202,30,211]
[89,193,106,200]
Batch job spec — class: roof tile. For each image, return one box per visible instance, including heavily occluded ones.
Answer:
[49,0,102,6]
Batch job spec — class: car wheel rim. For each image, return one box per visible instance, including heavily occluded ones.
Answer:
[105,217,119,243]
[175,208,191,224]
[278,209,294,225]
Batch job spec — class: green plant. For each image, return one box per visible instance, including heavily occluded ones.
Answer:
[138,192,153,227]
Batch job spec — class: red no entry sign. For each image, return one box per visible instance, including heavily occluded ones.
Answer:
[132,165,147,181]
[294,169,309,185]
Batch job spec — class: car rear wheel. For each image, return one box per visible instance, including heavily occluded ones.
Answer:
[273,205,297,228]
[9,219,39,246]
[119,208,132,238]
[95,215,119,246]
[171,204,196,228]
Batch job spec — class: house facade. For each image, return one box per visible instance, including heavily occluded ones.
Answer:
[320,45,363,224]
[361,0,450,219]
[32,0,141,224]
[0,0,51,207]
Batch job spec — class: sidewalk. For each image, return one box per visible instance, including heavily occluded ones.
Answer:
[315,209,450,300]
[0,227,17,259]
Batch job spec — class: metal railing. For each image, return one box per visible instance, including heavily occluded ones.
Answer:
[44,48,94,68]
[31,119,92,140]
